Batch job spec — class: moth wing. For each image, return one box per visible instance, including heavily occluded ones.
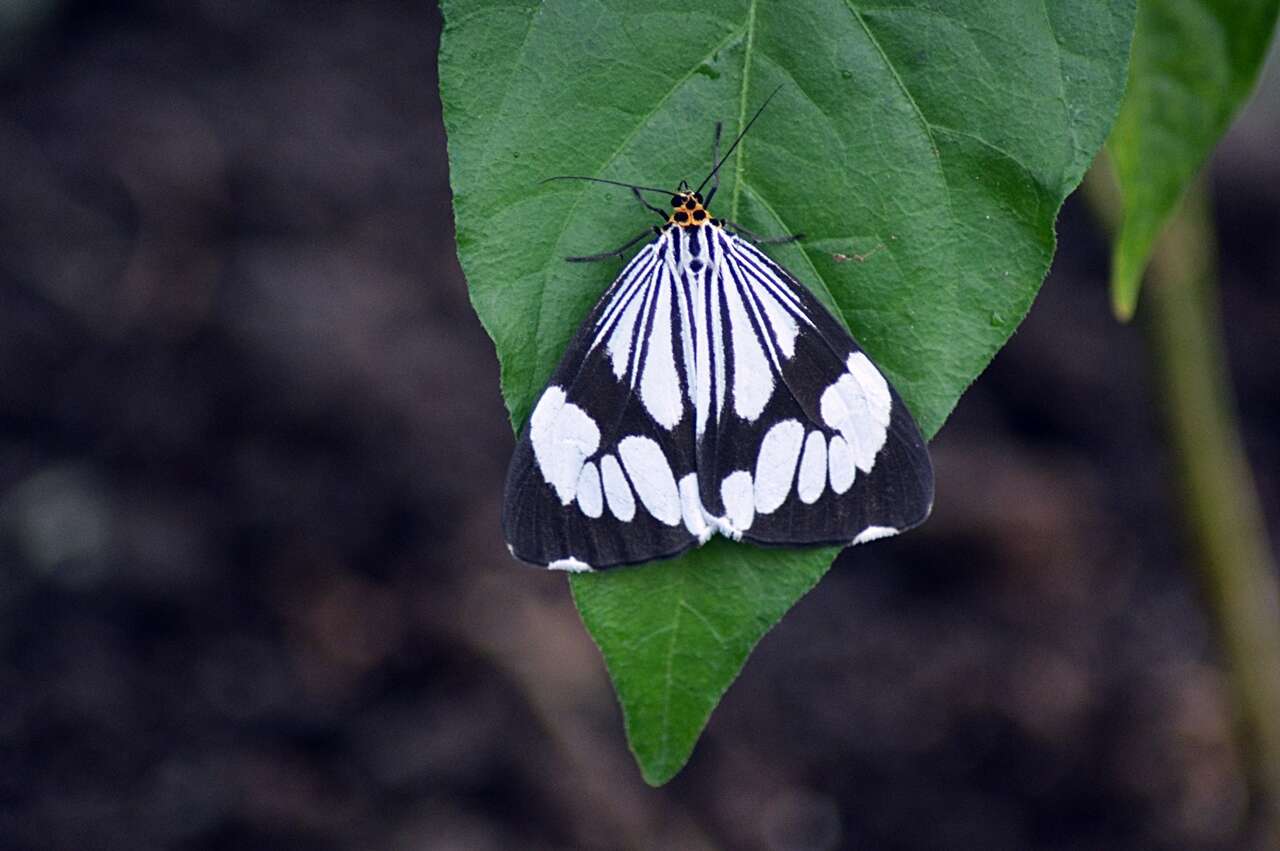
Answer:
[503,234,704,570]
[693,230,933,547]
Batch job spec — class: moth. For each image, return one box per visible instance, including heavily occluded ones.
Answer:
[503,91,933,571]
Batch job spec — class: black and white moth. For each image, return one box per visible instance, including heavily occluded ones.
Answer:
[503,94,933,571]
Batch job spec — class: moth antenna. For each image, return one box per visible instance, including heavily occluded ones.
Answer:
[541,176,672,195]
[694,84,785,196]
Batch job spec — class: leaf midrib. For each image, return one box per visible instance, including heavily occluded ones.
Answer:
[657,582,684,774]
[728,0,760,222]
[528,22,751,404]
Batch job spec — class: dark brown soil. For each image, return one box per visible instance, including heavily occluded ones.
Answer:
[1,3,1277,849]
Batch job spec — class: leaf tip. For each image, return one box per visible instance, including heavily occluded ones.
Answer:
[638,760,681,787]
[1111,285,1138,323]
[1110,250,1142,324]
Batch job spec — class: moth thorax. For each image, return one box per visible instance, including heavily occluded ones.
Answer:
[669,192,715,228]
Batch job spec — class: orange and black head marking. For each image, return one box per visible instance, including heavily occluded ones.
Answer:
[668,189,718,228]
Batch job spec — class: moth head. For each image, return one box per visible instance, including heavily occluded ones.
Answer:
[669,188,711,227]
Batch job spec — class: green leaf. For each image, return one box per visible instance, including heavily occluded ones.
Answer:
[440,0,1135,784]
[571,538,835,784]
[1107,0,1279,320]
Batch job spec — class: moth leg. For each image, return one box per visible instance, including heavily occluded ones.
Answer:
[565,228,655,263]
[632,187,668,221]
[721,219,803,246]
[704,121,723,207]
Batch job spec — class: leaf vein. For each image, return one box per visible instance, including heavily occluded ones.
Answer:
[929,124,1038,180]
[658,593,684,770]
[1038,0,1080,184]
[842,1,954,220]
[472,2,544,180]
[678,599,726,646]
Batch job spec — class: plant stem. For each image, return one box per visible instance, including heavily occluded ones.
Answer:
[1084,165,1280,844]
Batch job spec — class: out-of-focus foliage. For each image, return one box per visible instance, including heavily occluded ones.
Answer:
[1107,0,1279,319]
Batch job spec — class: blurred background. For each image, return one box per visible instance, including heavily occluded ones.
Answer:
[0,2,1277,849]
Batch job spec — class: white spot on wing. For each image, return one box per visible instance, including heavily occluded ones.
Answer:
[797,431,827,504]
[758,285,798,359]
[721,259,773,421]
[639,275,683,429]
[691,249,712,439]
[720,470,754,536]
[716,263,727,419]
[678,474,712,543]
[828,435,856,494]
[605,285,643,379]
[599,454,635,522]
[530,386,600,504]
[549,556,593,572]
[618,436,681,526]
[848,353,892,420]
[724,234,812,335]
[850,354,891,438]
[672,253,698,425]
[820,352,892,473]
[852,526,898,545]
[754,419,805,514]
[592,245,657,372]
[711,262,726,425]
[576,462,603,518]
